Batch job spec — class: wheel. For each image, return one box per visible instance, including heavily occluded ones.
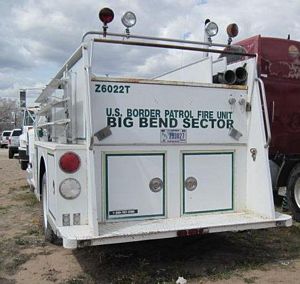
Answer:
[40,173,61,244]
[8,149,14,159]
[20,160,28,171]
[287,164,300,222]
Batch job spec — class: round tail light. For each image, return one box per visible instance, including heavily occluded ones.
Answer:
[59,152,81,173]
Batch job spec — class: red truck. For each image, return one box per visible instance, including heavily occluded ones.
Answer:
[227,35,300,220]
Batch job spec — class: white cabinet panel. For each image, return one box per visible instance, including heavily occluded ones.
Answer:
[106,154,165,220]
[183,152,233,214]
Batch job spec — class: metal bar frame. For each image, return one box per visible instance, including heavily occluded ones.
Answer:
[83,31,233,48]
[93,37,256,57]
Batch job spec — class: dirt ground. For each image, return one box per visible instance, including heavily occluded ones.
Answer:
[1,148,300,284]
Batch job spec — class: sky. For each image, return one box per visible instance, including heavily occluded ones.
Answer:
[1,0,300,103]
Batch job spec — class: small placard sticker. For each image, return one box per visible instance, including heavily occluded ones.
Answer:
[109,209,138,216]
[160,129,187,144]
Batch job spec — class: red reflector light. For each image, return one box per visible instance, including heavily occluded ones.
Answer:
[59,152,81,173]
[99,7,114,25]
[177,228,209,237]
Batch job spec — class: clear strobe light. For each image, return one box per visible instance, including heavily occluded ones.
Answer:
[205,21,218,37]
[121,11,137,28]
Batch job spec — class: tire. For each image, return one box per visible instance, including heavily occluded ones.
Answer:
[8,149,14,159]
[40,173,61,244]
[269,160,283,206]
[287,164,300,222]
[273,191,283,207]
[20,160,28,171]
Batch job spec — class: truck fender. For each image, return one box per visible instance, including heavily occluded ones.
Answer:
[276,159,298,189]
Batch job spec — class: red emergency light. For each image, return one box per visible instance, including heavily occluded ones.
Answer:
[227,23,239,38]
[99,7,114,25]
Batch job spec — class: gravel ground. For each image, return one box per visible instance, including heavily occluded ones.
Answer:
[1,148,300,284]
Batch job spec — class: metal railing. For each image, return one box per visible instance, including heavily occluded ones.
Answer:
[256,78,271,148]
[83,31,256,58]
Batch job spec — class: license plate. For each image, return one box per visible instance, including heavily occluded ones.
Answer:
[160,129,187,144]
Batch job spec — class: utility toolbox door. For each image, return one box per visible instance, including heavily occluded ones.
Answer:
[105,153,165,220]
[183,152,233,214]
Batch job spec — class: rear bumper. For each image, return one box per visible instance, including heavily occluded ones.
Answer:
[56,211,292,249]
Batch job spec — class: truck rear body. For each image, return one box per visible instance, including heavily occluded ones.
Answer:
[28,24,291,248]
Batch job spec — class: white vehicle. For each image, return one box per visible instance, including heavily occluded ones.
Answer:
[19,108,37,170]
[8,128,22,159]
[0,130,11,148]
[28,9,291,249]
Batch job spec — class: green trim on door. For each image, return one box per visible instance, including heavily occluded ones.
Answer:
[182,152,234,215]
[105,152,166,220]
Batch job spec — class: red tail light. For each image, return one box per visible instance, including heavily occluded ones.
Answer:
[59,152,81,173]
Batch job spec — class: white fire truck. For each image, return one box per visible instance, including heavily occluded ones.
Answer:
[27,8,291,248]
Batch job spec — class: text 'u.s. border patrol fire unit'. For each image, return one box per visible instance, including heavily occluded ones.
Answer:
[27,8,291,248]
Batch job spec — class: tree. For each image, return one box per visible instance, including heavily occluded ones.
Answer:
[0,98,22,132]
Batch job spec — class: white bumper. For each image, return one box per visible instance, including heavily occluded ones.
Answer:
[57,211,292,249]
